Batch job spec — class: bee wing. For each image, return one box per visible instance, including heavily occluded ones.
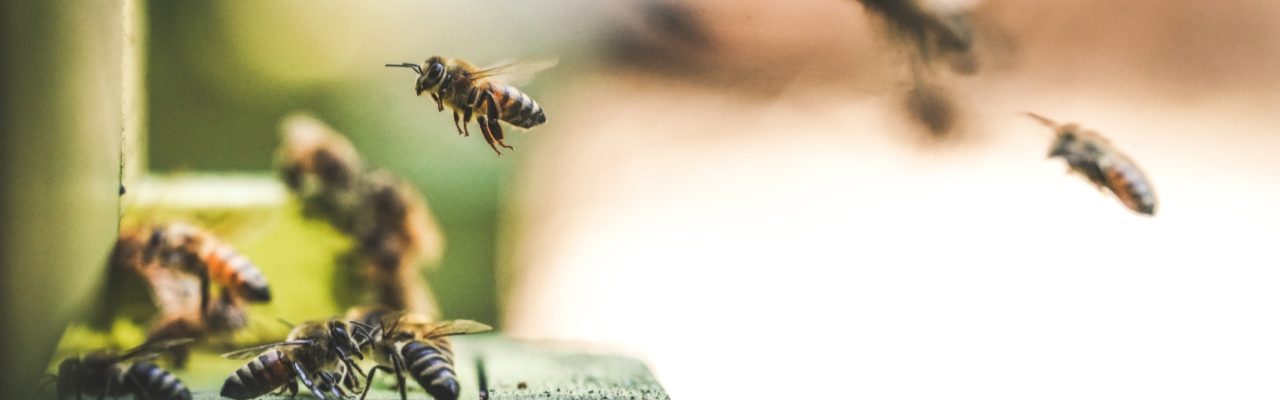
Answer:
[421,320,493,339]
[468,58,559,86]
[117,338,196,361]
[220,340,314,359]
[139,263,202,315]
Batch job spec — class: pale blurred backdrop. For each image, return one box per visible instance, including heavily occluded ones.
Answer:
[142,1,1280,398]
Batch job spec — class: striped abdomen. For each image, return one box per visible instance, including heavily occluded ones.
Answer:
[126,363,192,400]
[200,240,271,302]
[477,82,545,129]
[1100,155,1157,215]
[221,350,294,400]
[402,339,460,400]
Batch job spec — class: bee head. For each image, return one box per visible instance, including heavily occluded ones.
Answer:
[328,321,363,361]
[1048,130,1080,158]
[415,62,447,95]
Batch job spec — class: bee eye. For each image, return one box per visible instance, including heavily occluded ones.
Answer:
[427,63,445,80]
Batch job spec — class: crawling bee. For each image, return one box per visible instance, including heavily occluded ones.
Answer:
[51,339,193,400]
[1026,113,1158,216]
[123,222,272,313]
[220,319,370,400]
[386,56,553,155]
[347,308,492,400]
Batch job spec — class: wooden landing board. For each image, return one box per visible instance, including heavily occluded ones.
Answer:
[182,334,669,400]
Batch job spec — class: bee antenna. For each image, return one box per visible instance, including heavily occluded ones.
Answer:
[385,63,423,75]
[1022,112,1059,129]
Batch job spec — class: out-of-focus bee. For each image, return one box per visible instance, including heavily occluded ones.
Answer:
[50,339,193,400]
[219,319,370,400]
[1025,113,1158,216]
[386,57,554,155]
[855,0,977,74]
[118,222,272,313]
[277,115,445,319]
[347,308,492,400]
[278,114,365,231]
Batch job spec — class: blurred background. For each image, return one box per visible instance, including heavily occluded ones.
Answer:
[6,0,1280,398]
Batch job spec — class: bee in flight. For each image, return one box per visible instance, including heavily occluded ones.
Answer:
[346,307,492,400]
[49,339,194,400]
[1025,113,1157,216]
[219,319,370,400]
[386,56,554,155]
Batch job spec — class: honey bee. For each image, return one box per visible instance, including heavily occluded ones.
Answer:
[127,222,273,312]
[219,319,370,400]
[386,57,554,155]
[51,339,193,400]
[278,114,365,231]
[348,308,492,400]
[278,116,445,318]
[1025,113,1158,216]
[856,0,976,74]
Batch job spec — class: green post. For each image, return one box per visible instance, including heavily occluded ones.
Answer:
[0,0,125,396]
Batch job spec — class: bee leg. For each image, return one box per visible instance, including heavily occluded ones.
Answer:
[430,93,444,112]
[392,354,410,400]
[452,110,464,135]
[462,107,473,136]
[291,363,326,400]
[197,266,211,318]
[287,379,299,398]
[481,91,514,151]
[359,366,392,400]
[477,115,502,155]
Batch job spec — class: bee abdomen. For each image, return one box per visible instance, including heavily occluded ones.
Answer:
[221,350,293,400]
[204,244,271,302]
[492,84,546,129]
[1104,159,1157,215]
[126,363,192,400]
[402,340,460,400]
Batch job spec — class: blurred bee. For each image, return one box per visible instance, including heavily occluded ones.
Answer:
[219,319,370,400]
[347,308,492,400]
[386,57,555,155]
[123,222,273,313]
[855,0,977,74]
[1026,113,1158,216]
[50,339,193,400]
[278,114,365,231]
[277,115,445,319]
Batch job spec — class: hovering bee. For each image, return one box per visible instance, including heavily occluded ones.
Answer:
[1025,113,1158,216]
[123,222,272,313]
[219,319,370,400]
[856,0,977,74]
[50,339,193,400]
[386,57,554,155]
[348,308,492,400]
